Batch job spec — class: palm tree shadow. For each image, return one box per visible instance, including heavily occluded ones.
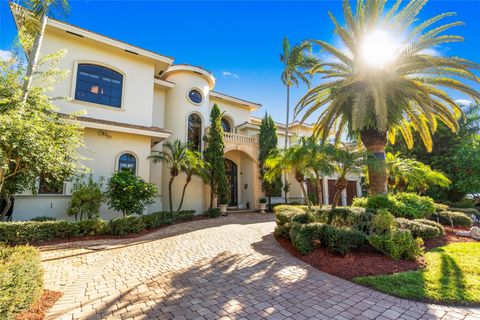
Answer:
[435,248,466,303]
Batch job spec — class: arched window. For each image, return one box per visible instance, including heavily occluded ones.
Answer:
[187,114,202,151]
[118,153,136,173]
[75,64,123,108]
[221,117,232,133]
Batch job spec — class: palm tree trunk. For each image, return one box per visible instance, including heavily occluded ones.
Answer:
[177,176,191,212]
[284,85,290,204]
[22,13,48,105]
[314,171,323,206]
[360,128,388,195]
[295,171,311,210]
[332,177,348,209]
[168,175,175,211]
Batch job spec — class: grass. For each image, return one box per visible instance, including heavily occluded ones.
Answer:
[354,242,480,305]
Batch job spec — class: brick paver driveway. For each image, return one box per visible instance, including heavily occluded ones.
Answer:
[40,213,480,320]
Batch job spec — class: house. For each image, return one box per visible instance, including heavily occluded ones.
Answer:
[9,8,362,221]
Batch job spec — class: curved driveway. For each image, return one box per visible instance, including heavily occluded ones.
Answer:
[40,213,480,320]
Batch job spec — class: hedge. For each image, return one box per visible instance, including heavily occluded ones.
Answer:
[431,211,473,227]
[0,210,197,245]
[395,218,444,239]
[368,229,423,261]
[204,208,221,218]
[448,207,480,220]
[0,245,43,320]
[311,207,373,231]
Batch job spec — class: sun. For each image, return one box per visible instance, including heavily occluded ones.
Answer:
[360,29,400,68]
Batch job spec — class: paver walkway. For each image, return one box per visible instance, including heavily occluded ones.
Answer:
[40,213,480,320]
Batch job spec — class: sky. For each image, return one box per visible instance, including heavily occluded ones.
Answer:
[1,0,479,124]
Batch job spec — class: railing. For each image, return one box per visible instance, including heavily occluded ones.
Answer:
[223,132,258,144]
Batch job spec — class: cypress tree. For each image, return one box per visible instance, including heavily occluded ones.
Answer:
[203,104,228,209]
[259,113,283,205]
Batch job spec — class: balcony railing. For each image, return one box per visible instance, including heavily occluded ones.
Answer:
[223,132,258,144]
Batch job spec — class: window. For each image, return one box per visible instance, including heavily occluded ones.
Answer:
[38,175,63,194]
[118,153,137,173]
[221,117,232,133]
[75,64,123,108]
[187,114,202,151]
[188,89,203,104]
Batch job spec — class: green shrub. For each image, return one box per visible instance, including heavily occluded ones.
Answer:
[174,210,195,222]
[370,210,396,234]
[68,174,105,221]
[274,205,305,226]
[0,245,43,320]
[443,199,476,208]
[274,224,291,238]
[449,207,480,219]
[204,208,221,218]
[0,221,78,245]
[291,212,311,224]
[311,207,368,227]
[30,216,56,222]
[73,219,108,236]
[141,212,166,229]
[289,222,324,254]
[431,211,473,227]
[353,193,434,219]
[321,225,366,255]
[395,218,444,239]
[368,229,423,261]
[434,203,449,213]
[108,216,145,236]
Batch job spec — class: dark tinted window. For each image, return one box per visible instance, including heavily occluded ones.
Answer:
[221,117,231,132]
[118,153,136,173]
[75,64,123,108]
[187,114,202,151]
[188,89,203,104]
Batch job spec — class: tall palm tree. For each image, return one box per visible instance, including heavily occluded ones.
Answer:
[330,144,376,209]
[149,140,188,211]
[264,145,312,209]
[177,149,204,212]
[10,0,70,104]
[280,37,318,203]
[294,0,480,195]
[300,136,334,205]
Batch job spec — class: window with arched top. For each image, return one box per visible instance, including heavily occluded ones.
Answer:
[221,117,232,133]
[187,114,202,152]
[75,64,123,108]
[118,153,137,173]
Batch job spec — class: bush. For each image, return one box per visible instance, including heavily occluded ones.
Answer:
[443,199,476,208]
[434,203,449,213]
[30,216,56,222]
[291,212,311,224]
[395,218,444,239]
[311,207,368,227]
[353,193,434,219]
[321,225,366,255]
[73,219,108,236]
[0,245,43,320]
[368,229,423,261]
[431,211,473,227]
[274,224,291,238]
[204,208,221,218]
[174,210,195,222]
[0,221,77,245]
[289,222,324,254]
[370,210,396,234]
[449,207,480,219]
[274,205,305,226]
[108,216,145,236]
[68,174,104,221]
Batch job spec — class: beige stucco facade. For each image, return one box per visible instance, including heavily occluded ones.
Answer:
[10,11,361,221]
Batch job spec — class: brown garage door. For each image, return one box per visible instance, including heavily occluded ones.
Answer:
[346,180,358,205]
[328,179,336,205]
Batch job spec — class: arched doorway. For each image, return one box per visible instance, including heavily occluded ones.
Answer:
[224,158,238,206]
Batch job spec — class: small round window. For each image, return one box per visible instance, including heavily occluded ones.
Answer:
[188,89,203,104]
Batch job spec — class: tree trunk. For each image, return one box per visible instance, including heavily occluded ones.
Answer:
[360,128,388,195]
[0,195,11,221]
[332,177,348,209]
[314,171,323,206]
[209,183,214,209]
[295,171,311,210]
[284,85,290,204]
[22,13,48,105]
[177,176,191,212]
[168,175,175,211]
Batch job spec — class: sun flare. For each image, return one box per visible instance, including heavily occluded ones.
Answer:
[360,29,400,68]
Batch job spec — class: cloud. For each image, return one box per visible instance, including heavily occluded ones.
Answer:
[221,71,239,79]
[455,99,473,106]
[0,50,12,61]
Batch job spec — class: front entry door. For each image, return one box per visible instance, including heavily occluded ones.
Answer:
[224,159,238,206]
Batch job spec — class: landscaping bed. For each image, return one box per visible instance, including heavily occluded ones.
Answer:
[16,290,62,320]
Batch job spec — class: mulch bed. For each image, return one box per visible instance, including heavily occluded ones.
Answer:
[32,216,209,247]
[16,290,62,320]
[277,227,477,280]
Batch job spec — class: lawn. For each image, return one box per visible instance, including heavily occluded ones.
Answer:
[354,242,480,305]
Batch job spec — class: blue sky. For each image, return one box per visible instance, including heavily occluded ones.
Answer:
[1,0,479,123]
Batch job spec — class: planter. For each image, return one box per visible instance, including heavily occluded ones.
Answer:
[219,204,228,216]
[259,203,267,213]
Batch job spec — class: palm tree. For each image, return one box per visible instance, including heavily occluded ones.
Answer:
[149,140,188,211]
[294,0,480,196]
[280,37,318,203]
[10,0,70,104]
[385,152,450,194]
[264,145,312,209]
[330,144,375,209]
[177,149,204,212]
[300,137,334,205]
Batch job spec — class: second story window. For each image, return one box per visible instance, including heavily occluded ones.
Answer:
[118,153,137,173]
[221,117,232,133]
[187,114,202,152]
[75,64,123,108]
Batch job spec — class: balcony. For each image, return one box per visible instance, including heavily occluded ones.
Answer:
[223,132,258,144]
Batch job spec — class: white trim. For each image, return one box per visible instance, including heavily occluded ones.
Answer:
[115,151,139,175]
[185,112,204,152]
[154,78,175,89]
[210,91,261,110]
[79,121,170,139]
[165,65,215,89]
[224,157,240,206]
[71,60,126,110]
